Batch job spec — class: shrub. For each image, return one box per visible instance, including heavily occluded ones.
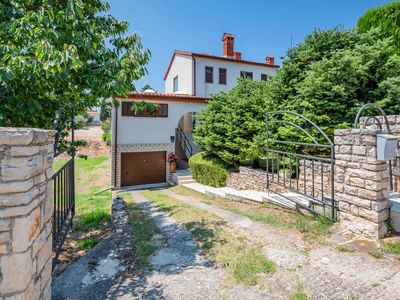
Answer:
[189,152,230,187]
[101,119,111,146]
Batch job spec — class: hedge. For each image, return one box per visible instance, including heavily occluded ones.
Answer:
[189,152,229,187]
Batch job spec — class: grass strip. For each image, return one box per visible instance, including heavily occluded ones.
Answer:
[142,190,275,287]
[171,186,332,241]
[121,192,161,268]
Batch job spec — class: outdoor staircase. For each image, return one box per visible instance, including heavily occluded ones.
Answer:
[171,169,196,185]
[176,125,202,160]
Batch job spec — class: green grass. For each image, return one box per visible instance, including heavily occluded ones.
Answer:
[120,192,161,268]
[382,241,400,256]
[77,237,101,250]
[142,190,275,287]
[369,248,384,259]
[75,208,111,231]
[170,186,332,242]
[290,281,309,300]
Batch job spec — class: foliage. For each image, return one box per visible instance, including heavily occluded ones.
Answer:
[196,29,400,166]
[265,28,400,150]
[141,84,155,91]
[0,0,150,128]
[131,101,159,115]
[101,119,111,146]
[189,152,230,187]
[358,1,400,54]
[100,100,111,121]
[194,79,270,167]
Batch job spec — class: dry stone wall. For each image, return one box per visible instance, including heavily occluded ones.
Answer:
[0,128,55,300]
[334,128,390,240]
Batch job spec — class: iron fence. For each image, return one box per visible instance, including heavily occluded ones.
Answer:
[52,107,75,270]
[266,111,336,220]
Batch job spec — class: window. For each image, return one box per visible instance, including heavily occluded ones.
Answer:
[240,71,253,79]
[121,101,168,118]
[205,66,213,83]
[219,68,227,84]
[261,74,268,81]
[173,76,178,92]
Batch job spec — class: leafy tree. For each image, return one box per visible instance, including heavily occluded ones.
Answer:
[194,79,271,167]
[141,84,155,92]
[195,28,400,166]
[266,28,400,148]
[0,0,150,128]
[100,100,111,121]
[358,1,400,54]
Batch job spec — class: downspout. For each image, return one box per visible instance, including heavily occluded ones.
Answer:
[193,56,196,96]
[113,106,118,188]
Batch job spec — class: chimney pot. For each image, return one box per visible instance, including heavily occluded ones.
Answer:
[222,33,234,57]
[266,56,275,65]
[233,51,242,60]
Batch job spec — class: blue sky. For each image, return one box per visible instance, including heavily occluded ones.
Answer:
[108,0,392,92]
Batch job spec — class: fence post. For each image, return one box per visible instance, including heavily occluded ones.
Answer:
[334,128,390,240]
[0,128,55,299]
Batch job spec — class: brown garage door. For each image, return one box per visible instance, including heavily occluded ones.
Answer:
[121,151,166,186]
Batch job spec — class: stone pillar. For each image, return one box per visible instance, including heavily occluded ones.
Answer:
[0,128,55,299]
[334,128,390,240]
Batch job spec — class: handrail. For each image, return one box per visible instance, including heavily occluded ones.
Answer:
[177,124,193,158]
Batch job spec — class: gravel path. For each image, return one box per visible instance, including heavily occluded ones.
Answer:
[161,189,400,300]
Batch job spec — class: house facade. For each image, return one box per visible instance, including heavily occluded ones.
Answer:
[164,33,279,97]
[112,33,279,188]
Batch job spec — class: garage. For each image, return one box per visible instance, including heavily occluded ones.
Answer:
[120,151,166,186]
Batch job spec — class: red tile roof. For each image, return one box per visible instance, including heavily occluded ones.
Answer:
[117,91,209,103]
[164,50,280,80]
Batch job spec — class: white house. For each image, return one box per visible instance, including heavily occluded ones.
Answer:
[111,33,279,188]
[164,33,279,97]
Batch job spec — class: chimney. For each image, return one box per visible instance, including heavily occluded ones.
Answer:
[222,33,234,57]
[233,51,242,60]
[265,56,275,65]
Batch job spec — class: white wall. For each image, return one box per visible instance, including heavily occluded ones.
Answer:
[165,54,193,95]
[194,57,278,97]
[114,99,206,145]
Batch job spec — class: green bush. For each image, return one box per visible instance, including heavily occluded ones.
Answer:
[189,152,230,187]
[101,119,111,146]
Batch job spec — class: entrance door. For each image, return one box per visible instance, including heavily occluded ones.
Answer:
[121,151,166,186]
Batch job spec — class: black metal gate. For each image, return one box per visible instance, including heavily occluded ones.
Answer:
[266,111,336,220]
[52,108,75,270]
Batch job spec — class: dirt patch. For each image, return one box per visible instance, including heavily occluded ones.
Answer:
[57,126,110,159]
[53,223,112,277]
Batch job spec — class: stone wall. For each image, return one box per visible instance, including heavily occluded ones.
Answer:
[226,166,267,192]
[0,128,55,299]
[334,128,390,240]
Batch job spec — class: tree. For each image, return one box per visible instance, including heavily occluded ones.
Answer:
[0,0,150,128]
[358,1,400,54]
[195,28,400,167]
[266,28,400,147]
[194,79,271,167]
[141,84,155,92]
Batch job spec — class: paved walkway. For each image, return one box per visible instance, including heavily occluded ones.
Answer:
[161,188,400,300]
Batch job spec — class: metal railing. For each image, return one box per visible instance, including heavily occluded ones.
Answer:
[52,107,75,270]
[177,124,193,159]
[266,111,336,220]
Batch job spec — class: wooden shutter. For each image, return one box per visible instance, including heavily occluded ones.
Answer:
[205,66,213,83]
[121,102,134,116]
[157,104,168,117]
[219,68,227,84]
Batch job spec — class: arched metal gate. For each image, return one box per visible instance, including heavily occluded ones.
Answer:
[266,111,336,220]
